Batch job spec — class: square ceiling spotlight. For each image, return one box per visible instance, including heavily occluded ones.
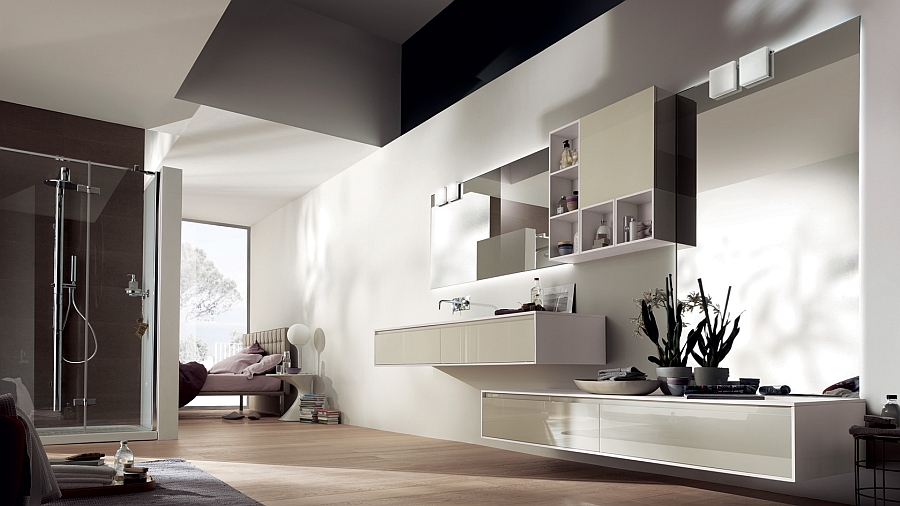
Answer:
[739,46,773,88]
[709,61,739,100]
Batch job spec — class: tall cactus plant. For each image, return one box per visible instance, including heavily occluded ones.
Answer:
[690,279,742,368]
[642,274,702,367]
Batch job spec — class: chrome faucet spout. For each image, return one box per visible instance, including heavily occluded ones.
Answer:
[439,296,471,314]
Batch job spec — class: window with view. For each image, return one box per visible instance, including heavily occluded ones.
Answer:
[180,221,248,407]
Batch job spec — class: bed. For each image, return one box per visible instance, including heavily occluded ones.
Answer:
[194,328,290,413]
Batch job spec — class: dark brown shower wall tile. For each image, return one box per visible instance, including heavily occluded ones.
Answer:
[92,215,145,254]
[62,114,143,149]
[88,290,144,326]
[0,124,66,156]
[0,101,65,136]
[62,137,142,169]
[91,251,144,288]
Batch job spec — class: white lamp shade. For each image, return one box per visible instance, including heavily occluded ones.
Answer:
[287,324,311,347]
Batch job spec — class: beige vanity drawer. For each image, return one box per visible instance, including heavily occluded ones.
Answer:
[482,394,600,452]
[598,399,793,479]
[466,315,535,364]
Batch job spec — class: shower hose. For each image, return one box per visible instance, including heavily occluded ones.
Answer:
[61,287,99,364]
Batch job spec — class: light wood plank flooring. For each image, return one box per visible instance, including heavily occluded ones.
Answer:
[45,410,839,505]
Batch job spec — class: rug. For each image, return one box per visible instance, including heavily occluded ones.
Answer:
[52,459,263,505]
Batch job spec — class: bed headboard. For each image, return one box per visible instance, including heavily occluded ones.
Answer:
[242,328,289,357]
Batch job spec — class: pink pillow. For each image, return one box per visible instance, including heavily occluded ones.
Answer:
[241,342,267,356]
[242,354,283,378]
[209,353,263,374]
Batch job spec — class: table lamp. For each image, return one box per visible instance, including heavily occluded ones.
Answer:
[287,324,311,371]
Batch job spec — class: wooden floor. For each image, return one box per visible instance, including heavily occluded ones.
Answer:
[45,410,839,506]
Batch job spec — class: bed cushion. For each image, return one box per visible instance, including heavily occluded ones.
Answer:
[242,354,283,378]
[241,342,268,356]
[209,353,263,374]
[178,362,209,407]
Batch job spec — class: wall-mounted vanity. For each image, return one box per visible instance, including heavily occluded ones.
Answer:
[374,312,605,366]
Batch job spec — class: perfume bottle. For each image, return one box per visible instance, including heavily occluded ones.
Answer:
[557,196,567,215]
[560,140,574,170]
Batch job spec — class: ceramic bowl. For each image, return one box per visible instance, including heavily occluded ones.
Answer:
[285,367,301,374]
[558,245,573,255]
[665,377,691,396]
[574,379,661,395]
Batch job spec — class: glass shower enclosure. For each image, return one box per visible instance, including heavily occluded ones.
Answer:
[0,146,159,443]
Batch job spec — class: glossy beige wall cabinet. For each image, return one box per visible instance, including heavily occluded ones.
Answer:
[549,87,696,264]
[482,391,864,482]
[374,312,606,366]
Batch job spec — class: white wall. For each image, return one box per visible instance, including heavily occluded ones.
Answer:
[251,1,900,502]
[156,167,182,440]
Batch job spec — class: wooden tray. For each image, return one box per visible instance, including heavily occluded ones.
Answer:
[59,476,156,498]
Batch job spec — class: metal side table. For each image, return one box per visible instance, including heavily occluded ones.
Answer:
[852,426,900,505]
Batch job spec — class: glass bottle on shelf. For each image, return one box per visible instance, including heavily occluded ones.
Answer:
[530,278,543,307]
[595,219,611,248]
[559,140,574,170]
[557,196,567,215]
[571,145,579,166]
[882,395,900,426]
[623,215,635,243]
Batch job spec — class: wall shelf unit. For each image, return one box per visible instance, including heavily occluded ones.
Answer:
[482,389,864,482]
[548,86,696,264]
[374,312,605,366]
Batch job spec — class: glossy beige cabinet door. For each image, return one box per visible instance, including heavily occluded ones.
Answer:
[599,399,793,479]
[440,325,464,364]
[483,394,600,452]
[580,87,656,207]
[374,330,404,365]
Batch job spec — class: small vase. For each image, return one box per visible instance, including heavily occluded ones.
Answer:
[656,366,692,395]
[693,367,729,386]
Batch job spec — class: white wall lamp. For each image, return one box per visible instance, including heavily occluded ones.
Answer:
[739,46,774,88]
[287,323,311,370]
[709,47,774,100]
[709,60,740,100]
[433,182,461,206]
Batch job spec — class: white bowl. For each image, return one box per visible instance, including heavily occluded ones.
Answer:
[574,379,661,395]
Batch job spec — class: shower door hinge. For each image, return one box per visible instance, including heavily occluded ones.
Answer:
[74,398,96,407]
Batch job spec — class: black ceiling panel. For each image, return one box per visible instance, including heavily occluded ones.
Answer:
[401,0,625,134]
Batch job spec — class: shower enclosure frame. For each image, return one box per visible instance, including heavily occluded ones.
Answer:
[0,145,162,443]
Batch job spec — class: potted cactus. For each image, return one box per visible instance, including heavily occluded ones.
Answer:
[636,275,704,394]
[690,279,742,386]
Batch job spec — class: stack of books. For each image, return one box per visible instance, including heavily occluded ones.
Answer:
[123,466,148,484]
[315,409,340,425]
[298,394,326,423]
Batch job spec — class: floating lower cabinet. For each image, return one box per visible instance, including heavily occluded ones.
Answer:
[374,312,605,366]
[482,390,864,482]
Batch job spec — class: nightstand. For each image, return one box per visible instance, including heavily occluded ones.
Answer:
[267,373,315,421]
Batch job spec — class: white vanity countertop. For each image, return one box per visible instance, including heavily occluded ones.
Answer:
[483,388,865,407]
[375,311,604,333]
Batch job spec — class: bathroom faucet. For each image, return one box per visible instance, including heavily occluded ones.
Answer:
[439,296,471,314]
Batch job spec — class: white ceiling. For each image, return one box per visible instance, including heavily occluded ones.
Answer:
[0,0,229,129]
[159,106,379,226]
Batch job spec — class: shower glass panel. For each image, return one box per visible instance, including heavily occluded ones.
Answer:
[0,146,158,442]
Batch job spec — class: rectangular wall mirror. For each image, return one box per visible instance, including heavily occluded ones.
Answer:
[430,148,552,288]
[675,18,860,394]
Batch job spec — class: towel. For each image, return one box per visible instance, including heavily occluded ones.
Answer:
[52,464,115,475]
[597,367,647,381]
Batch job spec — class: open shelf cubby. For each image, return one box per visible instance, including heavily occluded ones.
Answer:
[580,201,614,253]
[615,189,653,244]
